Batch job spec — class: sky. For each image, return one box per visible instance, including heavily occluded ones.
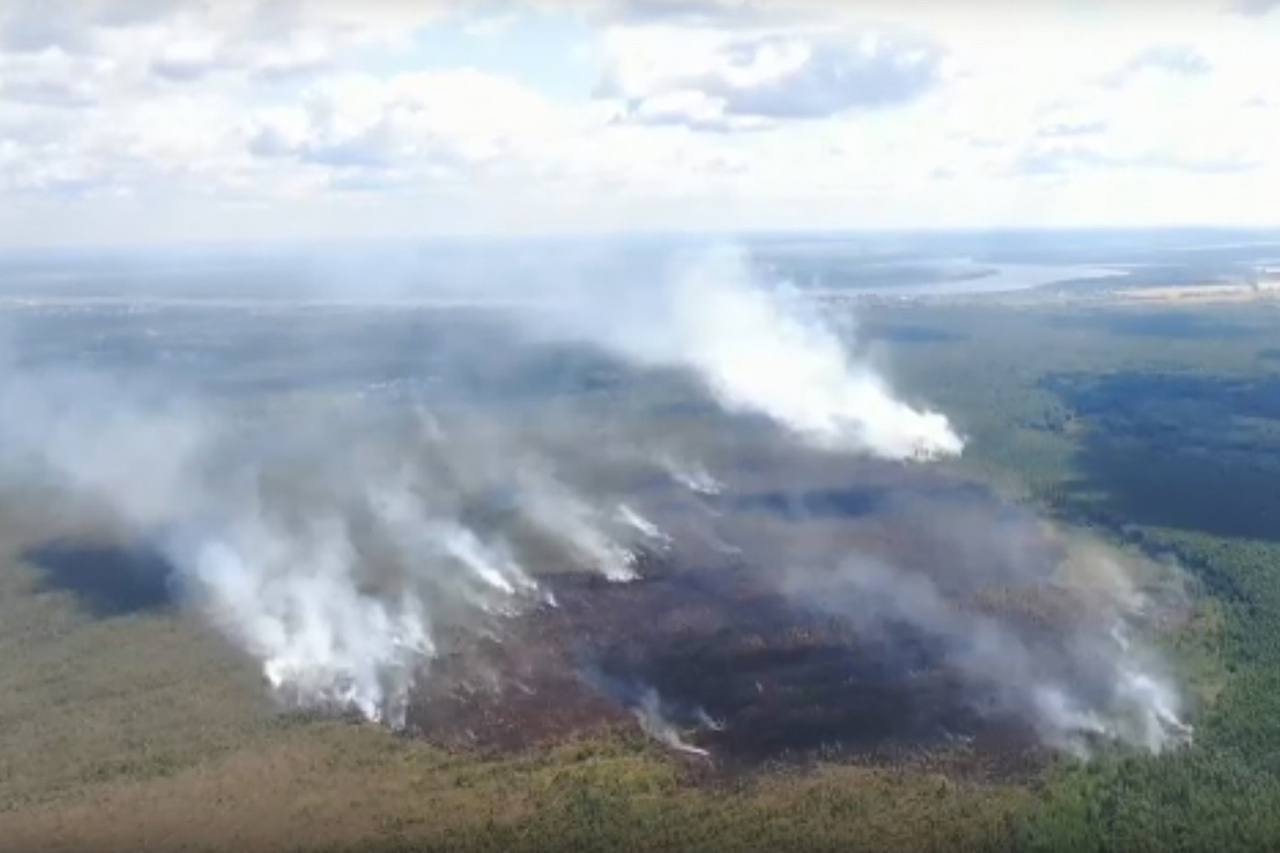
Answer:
[1,0,1279,248]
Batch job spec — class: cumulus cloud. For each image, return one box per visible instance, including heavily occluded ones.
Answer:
[1013,142,1261,178]
[1037,119,1108,139]
[580,0,764,28]
[2,1,1280,242]
[1226,0,1280,16]
[0,50,106,108]
[1100,44,1214,88]
[0,0,91,54]
[247,70,562,171]
[1127,44,1213,76]
[3,0,453,86]
[92,0,175,28]
[599,26,945,129]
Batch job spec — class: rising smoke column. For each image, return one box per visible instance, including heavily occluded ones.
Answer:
[656,249,964,460]
[533,245,964,461]
[168,518,437,728]
[162,477,551,728]
[0,365,640,726]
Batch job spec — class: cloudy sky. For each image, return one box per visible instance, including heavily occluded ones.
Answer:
[1,0,1278,247]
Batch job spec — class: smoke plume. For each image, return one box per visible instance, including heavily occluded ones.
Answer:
[527,246,965,460]
[774,553,1189,755]
[0,241,1188,761]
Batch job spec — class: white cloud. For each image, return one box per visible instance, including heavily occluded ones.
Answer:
[1,0,1279,246]
[597,24,947,130]
[1227,0,1280,16]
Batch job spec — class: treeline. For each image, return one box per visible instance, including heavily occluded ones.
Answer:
[1015,531,1280,852]
[871,306,1280,851]
[998,369,1280,849]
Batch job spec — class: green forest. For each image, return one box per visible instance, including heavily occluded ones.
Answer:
[879,303,1280,852]
[5,300,1280,852]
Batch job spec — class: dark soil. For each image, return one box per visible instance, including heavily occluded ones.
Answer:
[403,457,1095,784]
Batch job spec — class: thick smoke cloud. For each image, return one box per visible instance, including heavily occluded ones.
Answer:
[523,245,964,460]
[0,374,658,726]
[0,242,1187,758]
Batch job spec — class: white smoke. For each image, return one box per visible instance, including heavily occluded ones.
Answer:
[615,503,671,547]
[631,687,711,759]
[173,522,436,727]
[658,454,724,496]
[0,242,1190,761]
[695,707,727,732]
[534,246,964,461]
[165,449,646,724]
[163,487,553,728]
[0,369,639,726]
[1106,623,1194,753]
[510,467,643,583]
[778,554,1191,754]
[580,666,713,758]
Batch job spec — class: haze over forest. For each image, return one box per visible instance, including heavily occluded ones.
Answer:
[3,3,1280,853]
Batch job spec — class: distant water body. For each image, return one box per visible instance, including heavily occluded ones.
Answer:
[1,251,1129,305]
[837,260,1128,297]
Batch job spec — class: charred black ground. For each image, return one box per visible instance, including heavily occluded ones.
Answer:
[404,454,1083,781]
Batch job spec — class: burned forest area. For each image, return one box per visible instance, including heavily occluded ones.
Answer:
[3,262,1280,853]
[404,453,1112,785]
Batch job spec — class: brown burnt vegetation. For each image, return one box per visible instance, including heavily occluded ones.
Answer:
[403,460,1087,784]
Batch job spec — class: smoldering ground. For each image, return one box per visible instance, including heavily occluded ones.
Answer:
[0,243,1190,770]
[403,444,1192,769]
